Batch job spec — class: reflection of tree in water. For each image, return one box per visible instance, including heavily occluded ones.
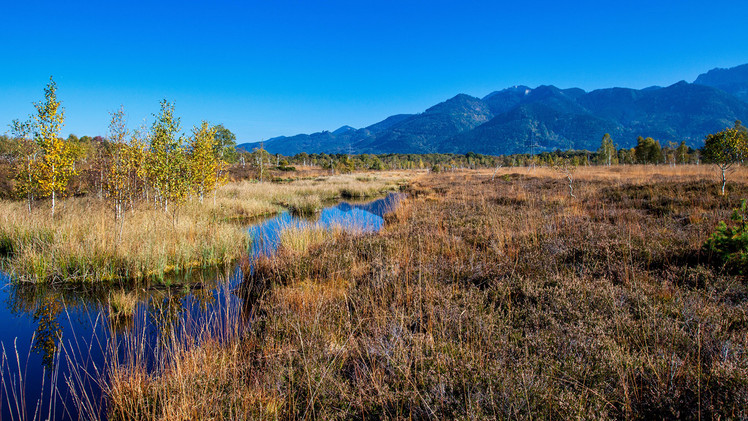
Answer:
[185,269,218,312]
[6,283,109,371]
[191,285,215,312]
[5,285,65,370]
[3,263,235,369]
[148,291,189,345]
[31,296,63,370]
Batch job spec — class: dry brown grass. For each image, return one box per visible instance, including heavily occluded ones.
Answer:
[107,335,277,421]
[220,171,409,205]
[107,165,748,419]
[104,284,279,421]
[489,163,748,185]
[0,171,409,283]
[0,197,249,282]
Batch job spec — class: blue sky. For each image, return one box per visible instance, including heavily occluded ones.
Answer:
[2,0,747,142]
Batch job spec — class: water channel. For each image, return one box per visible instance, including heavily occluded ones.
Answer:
[0,193,403,420]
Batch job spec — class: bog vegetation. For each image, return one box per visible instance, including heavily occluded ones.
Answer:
[104,166,748,419]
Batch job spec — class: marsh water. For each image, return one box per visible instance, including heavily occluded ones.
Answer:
[0,193,402,420]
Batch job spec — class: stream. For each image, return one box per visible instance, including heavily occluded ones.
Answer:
[0,192,403,420]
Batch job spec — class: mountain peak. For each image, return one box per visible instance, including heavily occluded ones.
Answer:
[484,85,532,100]
[504,85,532,95]
[694,63,748,102]
[424,94,486,115]
[332,125,356,135]
[447,93,481,103]
[695,63,748,85]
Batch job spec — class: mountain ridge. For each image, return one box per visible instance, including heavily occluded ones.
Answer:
[238,63,748,155]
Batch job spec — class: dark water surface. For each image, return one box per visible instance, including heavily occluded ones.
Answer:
[0,193,402,420]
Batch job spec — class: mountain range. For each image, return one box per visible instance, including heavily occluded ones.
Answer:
[238,63,748,155]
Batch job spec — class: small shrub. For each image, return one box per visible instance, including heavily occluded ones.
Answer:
[703,199,748,275]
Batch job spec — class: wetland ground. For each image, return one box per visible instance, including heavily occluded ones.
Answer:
[1,165,747,419]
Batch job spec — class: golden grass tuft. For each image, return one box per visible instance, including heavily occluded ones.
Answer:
[0,197,249,282]
[281,195,323,216]
[278,225,338,255]
[108,290,139,318]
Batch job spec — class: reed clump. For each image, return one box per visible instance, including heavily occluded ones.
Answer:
[107,334,271,420]
[278,225,337,255]
[282,195,323,217]
[108,290,139,319]
[104,283,279,421]
[108,165,748,419]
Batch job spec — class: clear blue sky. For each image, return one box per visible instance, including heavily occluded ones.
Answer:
[2,0,747,142]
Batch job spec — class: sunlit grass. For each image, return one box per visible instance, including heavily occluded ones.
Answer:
[0,171,411,283]
[108,290,139,318]
[104,165,748,419]
[0,198,249,283]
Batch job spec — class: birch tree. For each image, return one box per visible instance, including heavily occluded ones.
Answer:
[32,77,77,217]
[596,133,617,166]
[148,100,189,213]
[188,121,220,203]
[703,121,748,195]
[104,107,130,242]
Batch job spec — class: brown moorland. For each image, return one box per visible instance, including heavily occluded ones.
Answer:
[108,165,748,420]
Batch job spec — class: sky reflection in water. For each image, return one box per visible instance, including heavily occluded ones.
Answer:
[0,192,402,420]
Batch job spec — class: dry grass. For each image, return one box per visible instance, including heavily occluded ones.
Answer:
[108,290,139,318]
[278,225,338,255]
[0,198,249,283]
[107,165,748,419]
[282,195,323,217]
[491,163,748,185]
[0,171,409,283]
[104,283,278,421]
[220,171,408,207]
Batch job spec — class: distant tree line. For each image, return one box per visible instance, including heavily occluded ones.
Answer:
[246,126,741,172]
[231,136,702,173]
[3,79,746,206]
